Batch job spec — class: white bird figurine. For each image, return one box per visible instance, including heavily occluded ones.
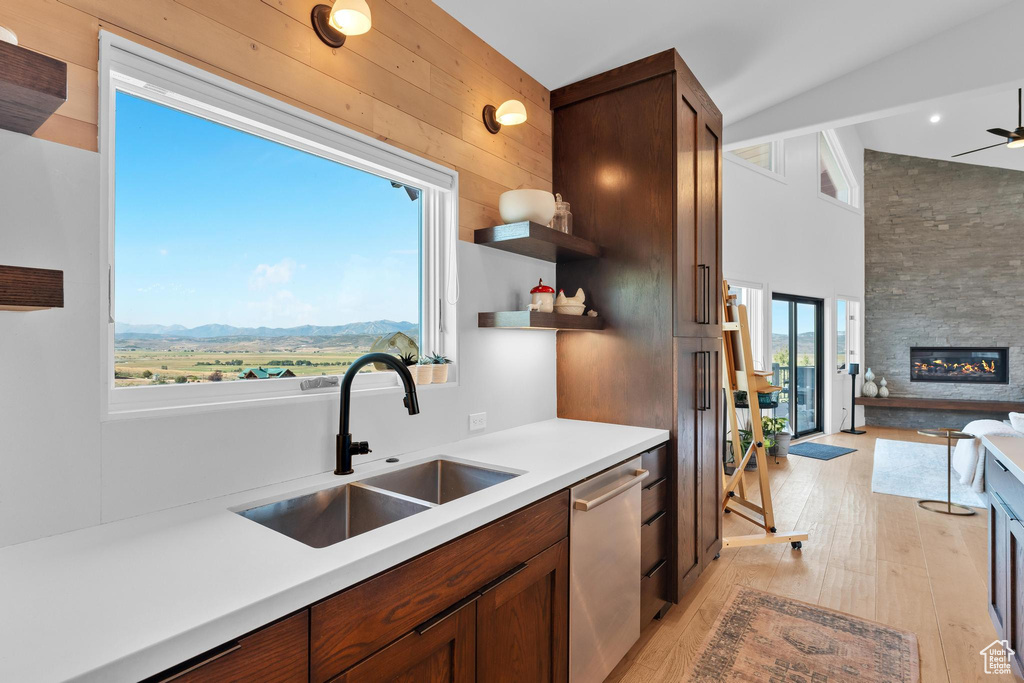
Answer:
[554,288,586,315]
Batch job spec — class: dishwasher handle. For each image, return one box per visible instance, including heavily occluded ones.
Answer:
[573,469,649,511]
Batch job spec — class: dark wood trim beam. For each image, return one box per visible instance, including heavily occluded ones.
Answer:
[474,221,601,262]
[0,42,67,136]
[856,396,1024,412]
[0,264,64,311]
[478,311,604,330]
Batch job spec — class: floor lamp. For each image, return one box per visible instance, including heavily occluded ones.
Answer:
[841,363,866,435]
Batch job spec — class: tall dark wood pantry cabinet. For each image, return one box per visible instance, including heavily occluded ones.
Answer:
[552,50,724,616]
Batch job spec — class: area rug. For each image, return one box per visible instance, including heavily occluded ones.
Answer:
[871,438,985,508]
[684,586,920,682]
[788,442,857,460]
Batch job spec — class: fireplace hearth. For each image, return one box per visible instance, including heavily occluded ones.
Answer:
[910,347,1009,384]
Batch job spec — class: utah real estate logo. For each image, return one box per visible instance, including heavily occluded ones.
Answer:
[980,639,1014,675]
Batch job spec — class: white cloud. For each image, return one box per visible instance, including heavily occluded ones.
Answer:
[249,258,297,290]
[246,289,314,326]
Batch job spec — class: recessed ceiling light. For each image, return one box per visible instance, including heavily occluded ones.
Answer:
[929,114,941,123]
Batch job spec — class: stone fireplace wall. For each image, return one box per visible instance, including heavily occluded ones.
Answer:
[864,150,1024,425]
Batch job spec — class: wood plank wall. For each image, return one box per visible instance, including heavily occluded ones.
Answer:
[0,0,552,241]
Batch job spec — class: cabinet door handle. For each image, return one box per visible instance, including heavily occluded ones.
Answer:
[704,351,712,411]
[414,591,481,636]
[478,562,529,596]
[642,510,666,527]
[704,263,711,324]
[574,469,650,511]
[155,642,242,682]
[993,491,1018,522]
[697,264,708,324]
[644,558,667,580]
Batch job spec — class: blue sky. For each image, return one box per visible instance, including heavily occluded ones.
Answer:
[114,92,421,328]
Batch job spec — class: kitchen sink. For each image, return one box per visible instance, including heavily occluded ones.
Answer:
[235,459,520,548]
[358,459,519,505]
[237,483,432,549]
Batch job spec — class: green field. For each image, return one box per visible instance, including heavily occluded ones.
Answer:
[113,349,379,387]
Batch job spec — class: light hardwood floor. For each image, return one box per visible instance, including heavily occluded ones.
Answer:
[610,426,1014,683]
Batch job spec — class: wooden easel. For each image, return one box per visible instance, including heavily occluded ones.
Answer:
[721,280,808,550]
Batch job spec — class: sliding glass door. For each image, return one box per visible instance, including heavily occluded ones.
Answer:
[771,294,824,437]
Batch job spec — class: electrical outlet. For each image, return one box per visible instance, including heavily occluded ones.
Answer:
[469,412,487,431]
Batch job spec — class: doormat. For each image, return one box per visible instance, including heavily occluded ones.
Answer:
[684,586,919,682]
[788,442,856,460]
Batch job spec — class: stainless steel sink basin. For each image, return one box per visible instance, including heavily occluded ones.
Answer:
[237,483,432,548]
[358,459,519,505]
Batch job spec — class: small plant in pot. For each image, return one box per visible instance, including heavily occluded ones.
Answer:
[762,416,791,457]
[411,356,433,385]
[736,427,775,471]
[428,353,453,383]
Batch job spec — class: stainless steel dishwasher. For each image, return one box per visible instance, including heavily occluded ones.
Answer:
[570,457,648,683]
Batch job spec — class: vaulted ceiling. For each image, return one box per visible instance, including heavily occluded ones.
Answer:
[434,0,1012,125]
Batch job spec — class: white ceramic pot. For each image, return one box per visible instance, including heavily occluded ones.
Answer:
[499,189,556,226]
[431,363,450,384]
[412,364,433,385]
[553,303,585,315]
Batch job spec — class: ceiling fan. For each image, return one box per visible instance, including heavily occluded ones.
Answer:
[953,88,1024,157]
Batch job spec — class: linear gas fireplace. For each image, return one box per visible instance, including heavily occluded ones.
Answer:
[910,347,1009,384]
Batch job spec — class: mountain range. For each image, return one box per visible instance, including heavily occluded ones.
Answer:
[114,320,416,339]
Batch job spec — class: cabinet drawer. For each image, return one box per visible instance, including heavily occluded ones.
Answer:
[146,611,308,683]
[989,450,1024,518]
[642,444,668,482]
[641,474,668,522]
[311,491,569,682]
[640,557,669,624]
[641,509,667,577]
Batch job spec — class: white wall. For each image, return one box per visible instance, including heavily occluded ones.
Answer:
[723,127,866,434]
[0,130,557,547]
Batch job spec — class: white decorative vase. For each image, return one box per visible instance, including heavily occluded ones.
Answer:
[878,377,889,398]
[499,189,556,225]
[412,364,433,385]
[862,367,878,398]
[431,363,450,384]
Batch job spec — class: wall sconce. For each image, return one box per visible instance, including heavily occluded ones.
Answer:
[311,0,372,48]
[482,100,527,134]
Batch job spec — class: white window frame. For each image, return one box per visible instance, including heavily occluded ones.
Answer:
[835,295,862,374]
[99,32,459,420]
[817,129,860,212]
[726,279,767,371]
[726,139,786,183]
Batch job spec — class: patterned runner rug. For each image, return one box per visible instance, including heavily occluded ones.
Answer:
[685,585,920,682]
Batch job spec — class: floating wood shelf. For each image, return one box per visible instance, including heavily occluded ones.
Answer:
[474,222,601,263]
[856,396,1024,412]
[478,311,604,330]
[0,41,67,136]
[0,265,64,311]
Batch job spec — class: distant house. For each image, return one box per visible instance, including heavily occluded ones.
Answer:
[238,367,296,380]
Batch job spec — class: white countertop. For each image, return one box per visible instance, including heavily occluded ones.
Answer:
[984,434,1024,483]
[0,418,667,683]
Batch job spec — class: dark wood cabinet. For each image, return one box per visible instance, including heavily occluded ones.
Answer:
[553,49,723,608]
[144,611,309,683]
[987,448,1024,677]
[477,538,569,682]
[329,600,476,683]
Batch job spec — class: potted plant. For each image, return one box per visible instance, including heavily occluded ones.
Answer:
[732,422,775,471]
[762,416,791,457]
[429,353,453,383]
[411,356,433,385]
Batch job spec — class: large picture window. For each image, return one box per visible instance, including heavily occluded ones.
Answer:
[100,34,457,416]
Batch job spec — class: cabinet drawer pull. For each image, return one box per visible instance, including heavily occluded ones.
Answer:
[643,476,667,492]
[574,469,650,511]
[478,562,529,596]
[995,458,1010,473]
[154,641,242,682]
[414,591,480,636]
[993,491,1018,522]
[642,510,666,527]
[643,559,667,580]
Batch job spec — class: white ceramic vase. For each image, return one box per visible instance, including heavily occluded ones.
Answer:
[878,377,889,398]
[862,367,878,397]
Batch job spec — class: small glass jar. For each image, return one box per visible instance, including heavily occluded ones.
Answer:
[550,193,573,234]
